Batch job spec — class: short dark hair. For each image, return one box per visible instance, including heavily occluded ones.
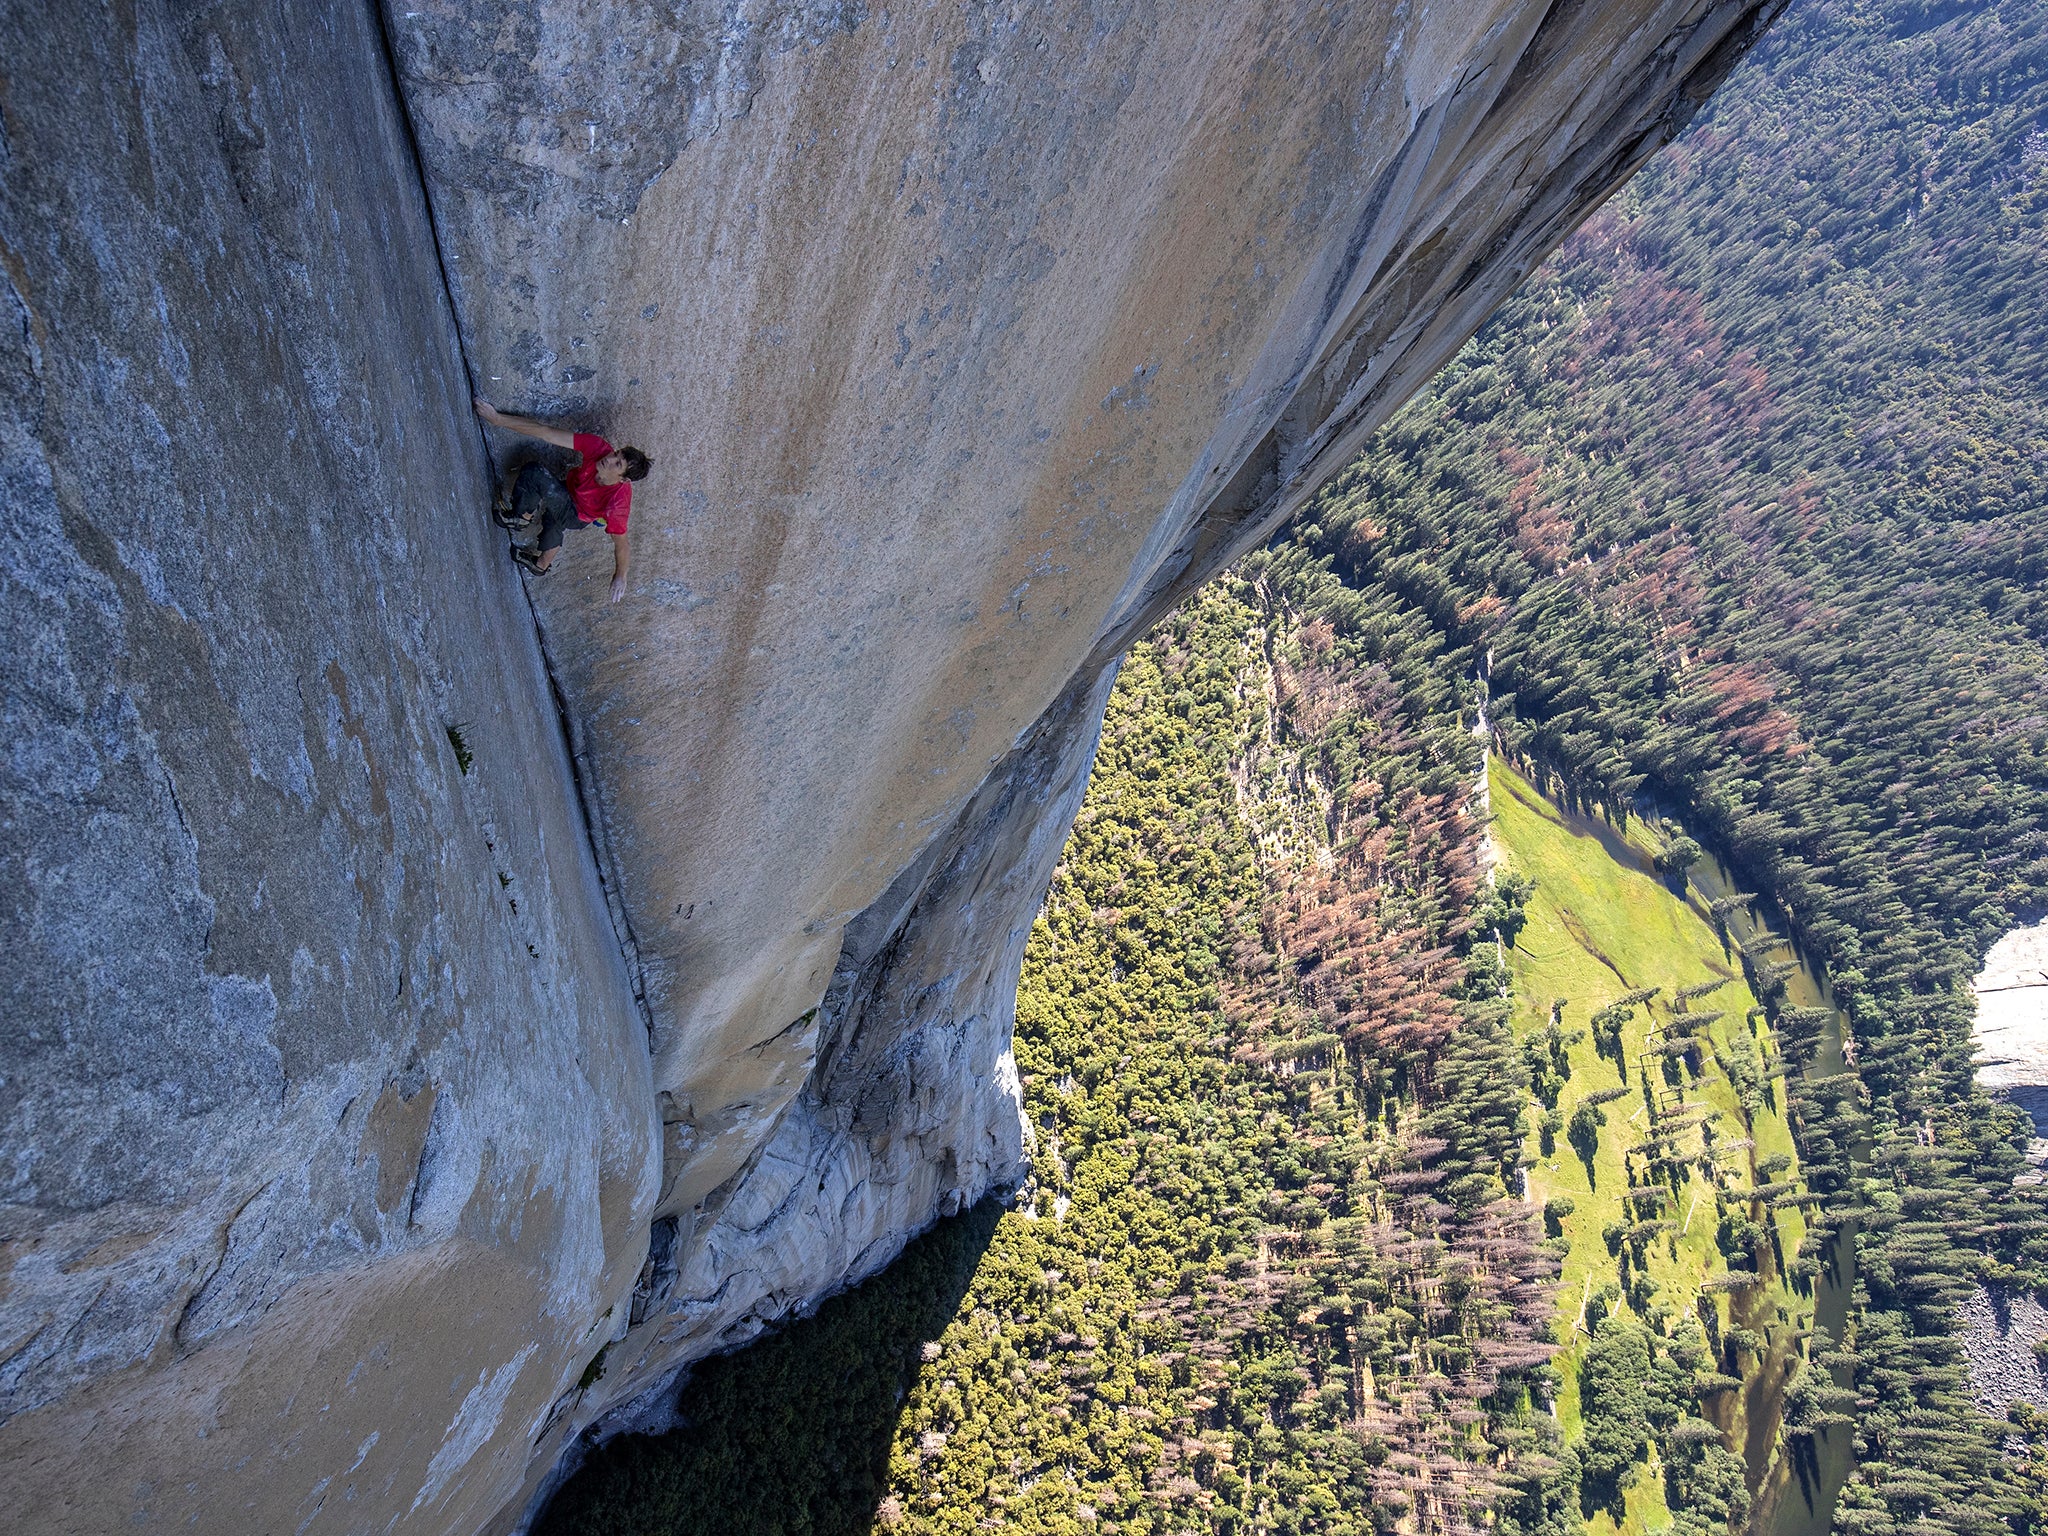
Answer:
[620,446,651,482]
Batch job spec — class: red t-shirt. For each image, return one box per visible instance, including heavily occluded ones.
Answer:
[566,433,631,535]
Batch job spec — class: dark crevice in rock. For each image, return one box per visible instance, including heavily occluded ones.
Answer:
[629,1216,681,1326]
[531,631,660,1045]
[369,0,483,420]
[368,0,659,1049]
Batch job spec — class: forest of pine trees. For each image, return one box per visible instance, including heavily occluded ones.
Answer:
[1258,0,2048,1530]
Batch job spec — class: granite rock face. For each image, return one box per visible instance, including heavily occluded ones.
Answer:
[0,4,653,1533]
[2,0,1780,1531]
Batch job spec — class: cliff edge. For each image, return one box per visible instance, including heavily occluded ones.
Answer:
[0,1,1779,1531]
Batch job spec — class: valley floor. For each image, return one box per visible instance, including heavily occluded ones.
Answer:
[535,593,1826,1536]
[1487,760,1828,1536]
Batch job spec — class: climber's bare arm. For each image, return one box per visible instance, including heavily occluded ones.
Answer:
[473,397,578,452]
[610,534,629,604]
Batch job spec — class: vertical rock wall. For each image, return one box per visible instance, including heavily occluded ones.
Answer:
[388,0,1783,1518]
[0,3,654,1532]
[0,0,1783,1531]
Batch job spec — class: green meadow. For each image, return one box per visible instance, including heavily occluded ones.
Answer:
[1488,759,1815,1536]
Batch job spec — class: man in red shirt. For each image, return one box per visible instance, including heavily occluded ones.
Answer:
[474,397,649,603]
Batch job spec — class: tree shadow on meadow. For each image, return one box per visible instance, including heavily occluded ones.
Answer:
[535,1197,1003,1536]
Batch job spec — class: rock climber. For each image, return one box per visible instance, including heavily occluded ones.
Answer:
[473,397,649,604]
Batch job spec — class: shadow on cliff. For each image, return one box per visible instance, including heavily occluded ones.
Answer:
[534,1198,1003,1536]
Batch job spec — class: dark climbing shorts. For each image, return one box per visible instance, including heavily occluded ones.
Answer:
[511,463,581,552]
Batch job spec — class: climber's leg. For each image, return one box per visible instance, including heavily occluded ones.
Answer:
[500,462,564,530]
[515,484,579,574]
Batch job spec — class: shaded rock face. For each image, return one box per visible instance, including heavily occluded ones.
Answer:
[0,3,652,1532]
[2,0,1778,1531]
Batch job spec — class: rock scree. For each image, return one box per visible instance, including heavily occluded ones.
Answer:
[1963,922,2048,1418]
[1,0,1784,1530]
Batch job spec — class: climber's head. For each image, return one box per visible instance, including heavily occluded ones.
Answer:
[595,446,651,486]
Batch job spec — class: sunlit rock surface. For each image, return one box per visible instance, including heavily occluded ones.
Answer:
[3,0,1781,1530]
[1974,920,2048,1194]
[1966,922,2048,1414]
[1975,920,2048,1130]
